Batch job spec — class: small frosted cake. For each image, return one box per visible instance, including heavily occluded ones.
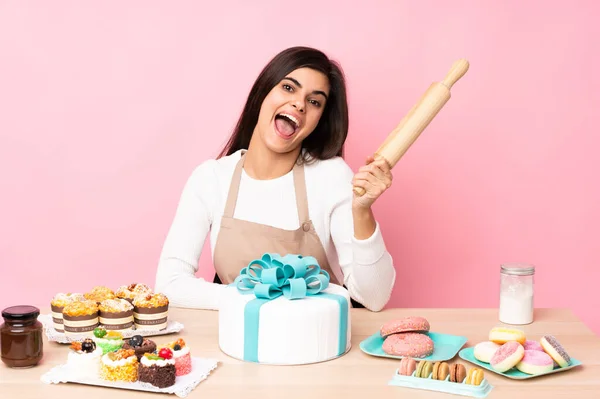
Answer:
[62,300,99,336]
[122,334,157,360]
[66,338,102,379]
[138,350,176,388]
[50,293,85,332]
[93,328,124,354]
[100,348,138,382]
[158,338,192,376]
[84,286,116,304]
[133,293,169,331]
[98,298,134,331]
[116,283,152,304]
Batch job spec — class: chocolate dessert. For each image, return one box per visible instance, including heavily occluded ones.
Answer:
[122,335,157,360]
[138,351,176,388]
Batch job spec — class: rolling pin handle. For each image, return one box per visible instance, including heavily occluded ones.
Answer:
[442,59,470,89]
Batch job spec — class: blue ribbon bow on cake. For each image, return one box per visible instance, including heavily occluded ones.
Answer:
[234,253,330,300]
[231,253,348,363]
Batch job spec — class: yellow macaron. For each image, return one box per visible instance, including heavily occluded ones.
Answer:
[465,367,485,386]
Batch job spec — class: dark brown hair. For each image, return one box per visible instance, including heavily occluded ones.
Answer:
[217,46,349,162]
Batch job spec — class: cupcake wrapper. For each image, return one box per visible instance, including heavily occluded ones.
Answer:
[63,313,99,334]
[51,304,64,332]
[99,310,134,330]
[133,305,168,331]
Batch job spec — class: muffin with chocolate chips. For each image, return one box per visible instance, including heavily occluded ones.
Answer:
[122,334,157,360]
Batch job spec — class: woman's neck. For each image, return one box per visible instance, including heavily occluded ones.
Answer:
[244,139,301,180]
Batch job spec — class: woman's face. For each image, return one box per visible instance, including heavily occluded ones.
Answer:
[254,67,330,155]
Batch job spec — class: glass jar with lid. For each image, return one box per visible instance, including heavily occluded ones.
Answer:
[498,263,535,325]
[1,305,44,368]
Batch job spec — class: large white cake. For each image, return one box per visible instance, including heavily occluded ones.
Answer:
[218,259,352,365]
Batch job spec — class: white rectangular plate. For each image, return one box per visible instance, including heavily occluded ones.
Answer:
[41,357,218,398]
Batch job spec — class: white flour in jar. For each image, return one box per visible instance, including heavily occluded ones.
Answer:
[499,290,534,325]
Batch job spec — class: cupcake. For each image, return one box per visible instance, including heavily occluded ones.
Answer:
[122,334,157,360]
[50,293,85,332]
[158,338,192,376]
[133,293,169,331]
[93,327,124,354]
[66,338,102,379]
[100,348,138,382]
[62,300,99,336]
[98,298,134,332]
[84,286,116,304]
[116,283,152,304]
[138,349,176,388]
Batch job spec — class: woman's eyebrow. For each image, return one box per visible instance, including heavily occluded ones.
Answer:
[282,77,328,100]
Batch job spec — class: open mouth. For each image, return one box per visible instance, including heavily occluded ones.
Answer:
[274,113,300,138]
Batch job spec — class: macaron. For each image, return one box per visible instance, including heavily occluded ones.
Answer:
[382,332,434,358]
[449,363,467,383]
[432,361,450,380]
[465,367,485,385]
[398,357,417,376]
[516,349,554,375]
[490,341,525,373]
[489,327,526,345]
[473,341,500,363]
[540,335,571,368]
[380,316,431,337]
[415,360,433,378]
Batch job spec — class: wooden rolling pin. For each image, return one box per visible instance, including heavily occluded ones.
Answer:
[354,59,469,196]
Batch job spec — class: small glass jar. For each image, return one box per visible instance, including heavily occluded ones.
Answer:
[498,263,535,325]
[1,305,44,368]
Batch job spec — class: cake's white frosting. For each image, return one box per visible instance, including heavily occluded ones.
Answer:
[218,283,351,365]
[66,347,102,379]
[173,346,190,358]
[101,354,137,367]
[141,356,175,367]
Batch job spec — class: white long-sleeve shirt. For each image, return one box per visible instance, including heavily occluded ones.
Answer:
[154,149,396,311]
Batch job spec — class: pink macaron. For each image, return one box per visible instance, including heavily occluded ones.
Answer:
[380,316,430,337]
[490,341,525,373]
[516,350,554,375]
[398,357,417,376]
[382,332,434,358]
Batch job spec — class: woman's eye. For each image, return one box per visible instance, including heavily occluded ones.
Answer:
[309,99,321,107]
[283,84,293,92]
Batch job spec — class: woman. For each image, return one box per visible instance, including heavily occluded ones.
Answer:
[154,46,396,311]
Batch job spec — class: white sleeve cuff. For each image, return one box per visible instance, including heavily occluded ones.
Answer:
[351,221,387,265]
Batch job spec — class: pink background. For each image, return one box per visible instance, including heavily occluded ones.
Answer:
[1,1,599,335]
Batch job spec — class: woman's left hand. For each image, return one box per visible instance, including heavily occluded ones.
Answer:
[351,155,393,209]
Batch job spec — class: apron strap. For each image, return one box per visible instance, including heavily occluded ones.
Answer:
[292,160,310,223]
[223,151,310,224]
[222,152,245,218]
